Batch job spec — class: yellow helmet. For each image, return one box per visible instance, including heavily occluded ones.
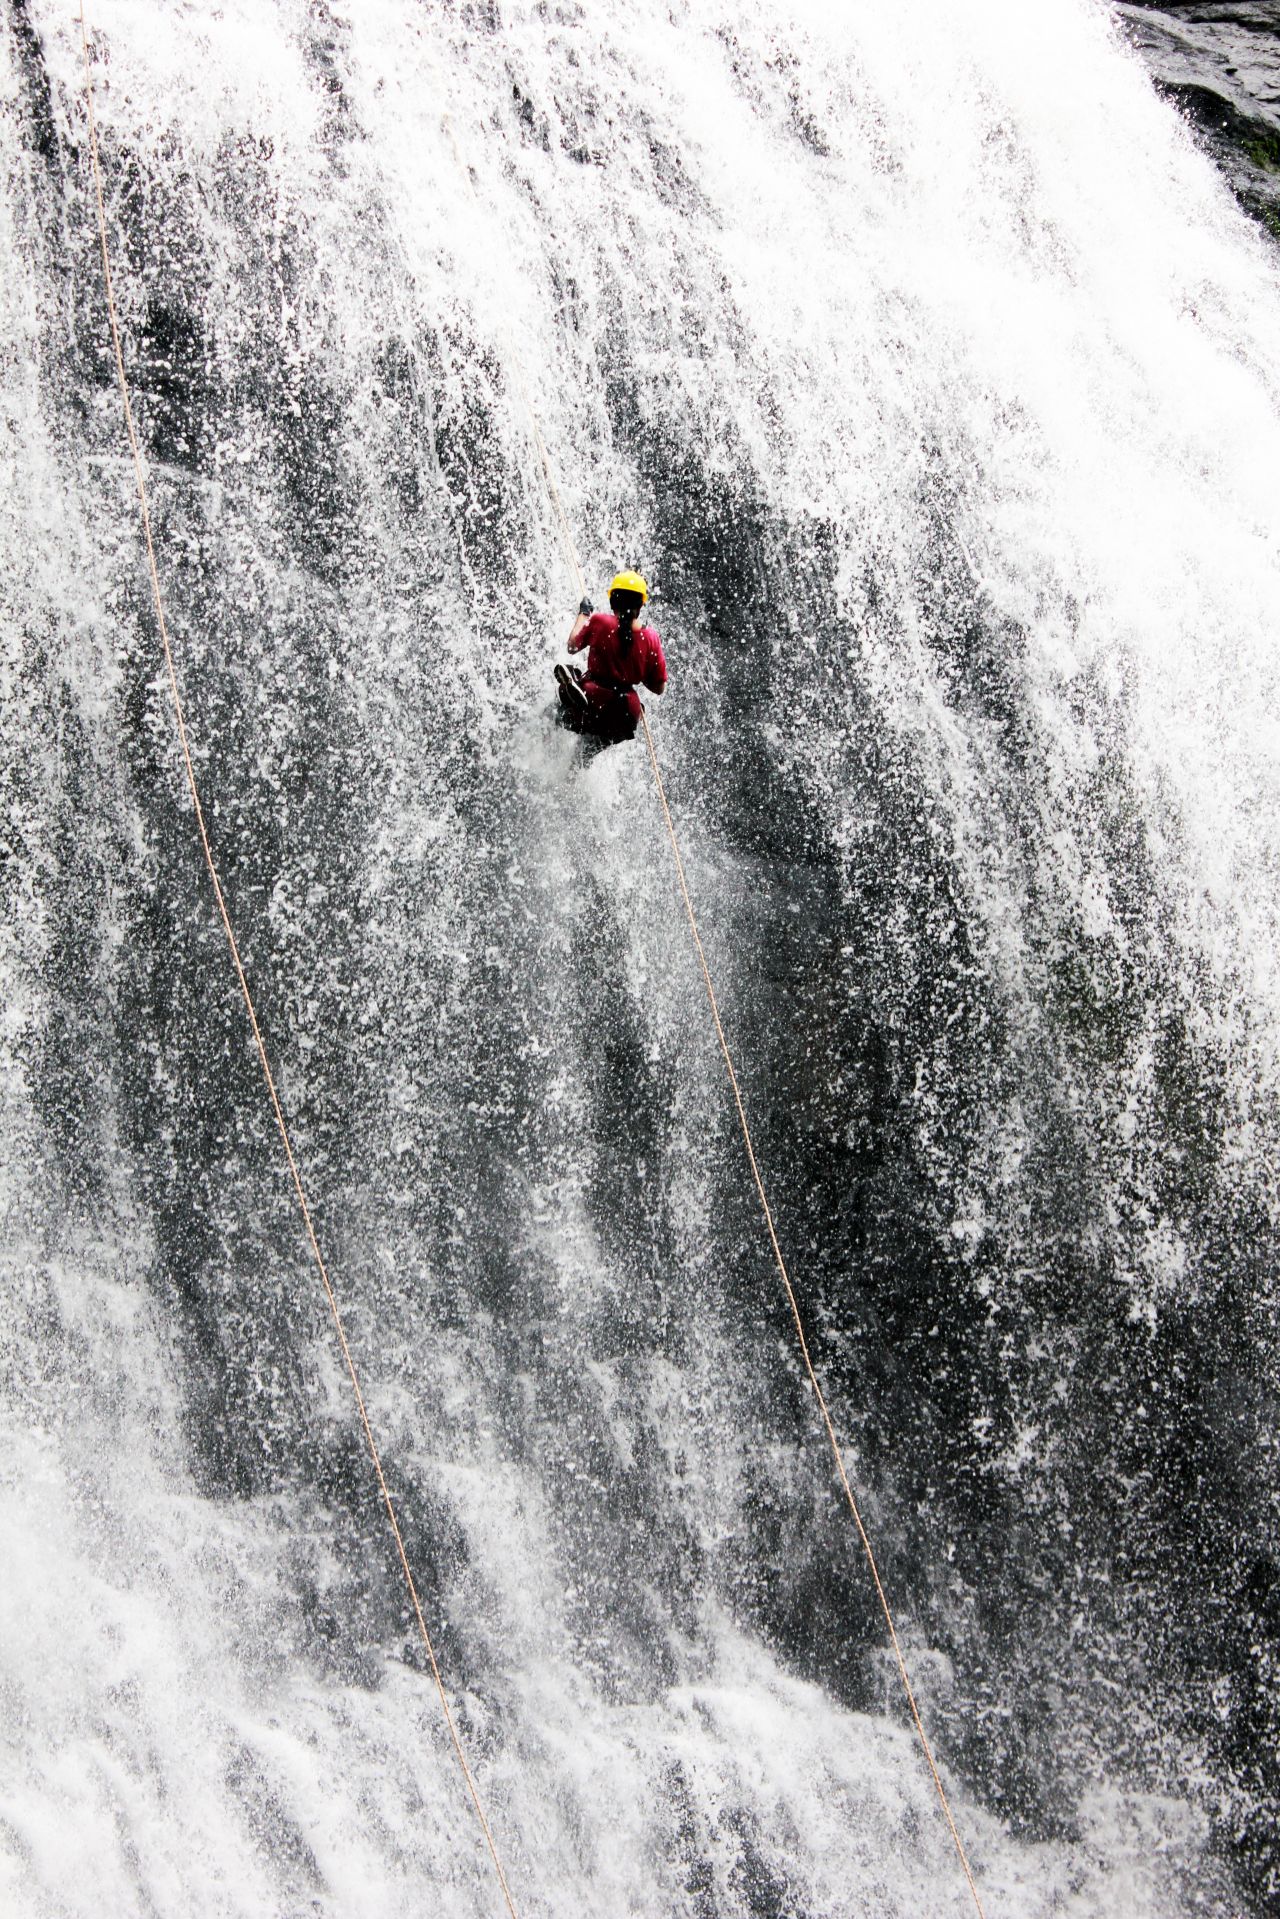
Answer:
[609,570,649,605]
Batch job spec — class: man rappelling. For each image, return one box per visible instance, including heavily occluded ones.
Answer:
[555,571,667,745]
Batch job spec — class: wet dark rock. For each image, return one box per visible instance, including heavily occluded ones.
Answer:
[1116,2,1280,238]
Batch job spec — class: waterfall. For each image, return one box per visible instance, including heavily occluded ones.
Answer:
[3,0,1278,1912]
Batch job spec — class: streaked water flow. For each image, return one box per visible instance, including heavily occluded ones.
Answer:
[2,1,1279,1913]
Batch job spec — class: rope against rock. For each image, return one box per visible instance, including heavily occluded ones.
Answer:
[639,714,988,1918]
[77,11,519,1915]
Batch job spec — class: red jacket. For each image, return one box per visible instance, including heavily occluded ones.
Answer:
[570,612,667,697]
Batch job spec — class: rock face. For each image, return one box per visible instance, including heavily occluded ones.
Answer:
[1116,3,1280,235]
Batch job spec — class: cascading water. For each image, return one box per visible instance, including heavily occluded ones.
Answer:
[2,0,1278,1913]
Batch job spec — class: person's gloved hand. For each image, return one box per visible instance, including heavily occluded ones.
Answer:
[578,598,594,615]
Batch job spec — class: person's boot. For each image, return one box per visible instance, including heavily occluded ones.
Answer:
[555,662,588,718]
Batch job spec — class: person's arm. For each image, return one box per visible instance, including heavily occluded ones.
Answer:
[567,598,594,651]
[643,629,668,695]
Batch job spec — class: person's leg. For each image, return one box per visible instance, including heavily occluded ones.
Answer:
[555,663,589,721]
[582,684,641,745]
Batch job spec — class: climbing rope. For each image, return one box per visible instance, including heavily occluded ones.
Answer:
[77,11,519,1916]
[639,715,988,1917]
[437,101,988,1913]
[440,111,587,607]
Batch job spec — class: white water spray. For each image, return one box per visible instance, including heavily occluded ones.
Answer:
[2,2,1278,1914]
